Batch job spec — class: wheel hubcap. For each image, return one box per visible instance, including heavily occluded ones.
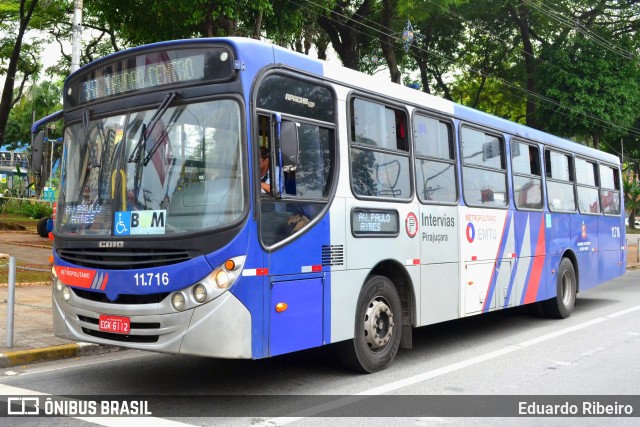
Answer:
[363,297,394,351]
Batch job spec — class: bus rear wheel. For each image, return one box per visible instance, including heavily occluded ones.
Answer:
[542,257,576,319]
[340,275,402,373]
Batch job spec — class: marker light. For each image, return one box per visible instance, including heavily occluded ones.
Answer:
[171,293,186,311]
[193,284,207,303]
[62,286,71,301]
[275,302,288,313]
[224,259,236,271]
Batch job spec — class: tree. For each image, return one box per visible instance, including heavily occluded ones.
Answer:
[0,0,39,146]
[624,176,640,230]
[535,32,640,150]
[317,0,376,70]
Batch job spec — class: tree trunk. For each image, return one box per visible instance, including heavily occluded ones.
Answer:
[316,1,373,70]
[380,0,401,84]
[0,0,39,146]
[253,10,263,39]
[508,1,537,129]
[417,59,431,94]
[203,2,214,37]
[314,33,329,60]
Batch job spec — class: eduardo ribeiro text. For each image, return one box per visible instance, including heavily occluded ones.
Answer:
[519,401,633,416]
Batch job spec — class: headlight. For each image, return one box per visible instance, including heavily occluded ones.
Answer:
[168,256,246,310]
[215,270,230,289]
[193,284,207,303]
[62,286,71,301]
[55,279,63,292]
[171,292,186,311]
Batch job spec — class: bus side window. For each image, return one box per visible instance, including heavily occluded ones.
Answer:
[545,149,576,212]
[350,98,411,199]
[600,165,620,215]
[511,141,542,210]
[414,114,456,204]
[461,127,507,208]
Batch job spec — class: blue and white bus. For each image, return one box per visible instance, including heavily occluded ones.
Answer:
[36,37,625,373]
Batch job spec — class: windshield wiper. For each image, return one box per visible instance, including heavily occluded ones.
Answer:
[143,126,170,166]
[127,91,178,164]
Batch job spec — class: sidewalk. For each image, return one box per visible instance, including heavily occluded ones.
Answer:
[0,230,638,368]
[0,231,121,367]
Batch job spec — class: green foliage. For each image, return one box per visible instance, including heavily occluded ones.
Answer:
[0,197,52,218]
[452,77,527,123]
[624,177,640,230]
[535,32,640,146]
[5,79,63,149]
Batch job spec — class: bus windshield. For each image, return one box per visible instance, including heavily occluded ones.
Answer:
[56,99,244,236]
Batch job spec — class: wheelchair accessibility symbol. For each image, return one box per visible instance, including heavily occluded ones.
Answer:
[114,212,131,236]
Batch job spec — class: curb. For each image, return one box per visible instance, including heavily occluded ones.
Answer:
[0,343,123,368]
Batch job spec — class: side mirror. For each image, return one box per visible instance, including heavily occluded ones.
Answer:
[31,130,45,174]
[279,121,299,168]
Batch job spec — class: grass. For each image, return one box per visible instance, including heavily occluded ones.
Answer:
[0,214,39,232]
[0,214,51,285]
[0,261,51,285]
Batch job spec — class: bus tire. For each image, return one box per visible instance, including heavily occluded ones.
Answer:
[340,275,402,373]
[543,257,576,319]
[37,217,50,238]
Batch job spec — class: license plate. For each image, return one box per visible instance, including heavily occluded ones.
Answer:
[99,315,131,334]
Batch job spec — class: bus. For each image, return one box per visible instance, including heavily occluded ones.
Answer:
[33,37,625,373]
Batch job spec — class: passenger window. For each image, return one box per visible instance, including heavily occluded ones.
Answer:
[414,114,456,204]
[600,165,621,215]
[545,149,576,212]
[461,127,507,208]
[350,98,411,199]
[575,158,600,214]
[511,141,542,210]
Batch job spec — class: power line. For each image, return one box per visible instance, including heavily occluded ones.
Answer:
[288,0,640,138]
[422,0,578,81]
[523,0,636,60]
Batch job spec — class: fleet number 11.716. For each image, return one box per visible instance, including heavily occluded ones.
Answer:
[134,272,170,286]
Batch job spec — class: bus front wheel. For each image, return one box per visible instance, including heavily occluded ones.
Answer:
[543,258,577,319]
[340,275,402,373]
[36,217,50,238]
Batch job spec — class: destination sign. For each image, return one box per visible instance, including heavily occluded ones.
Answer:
[351,208,399,236]
[68,46,236,106]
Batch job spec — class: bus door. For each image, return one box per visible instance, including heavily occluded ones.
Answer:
[257,113,337,356]
[413,114,461,325]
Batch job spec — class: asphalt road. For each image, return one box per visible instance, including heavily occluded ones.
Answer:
[1,270,639,426]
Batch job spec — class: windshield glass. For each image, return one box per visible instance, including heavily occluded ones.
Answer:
[56,99,244,236]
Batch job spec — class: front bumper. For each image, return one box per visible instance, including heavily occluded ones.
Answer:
[52,285,252,359]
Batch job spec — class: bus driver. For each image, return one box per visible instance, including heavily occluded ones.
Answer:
[259,148,280,193]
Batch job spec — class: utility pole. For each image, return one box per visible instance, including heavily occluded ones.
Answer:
[71,0,83,72]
